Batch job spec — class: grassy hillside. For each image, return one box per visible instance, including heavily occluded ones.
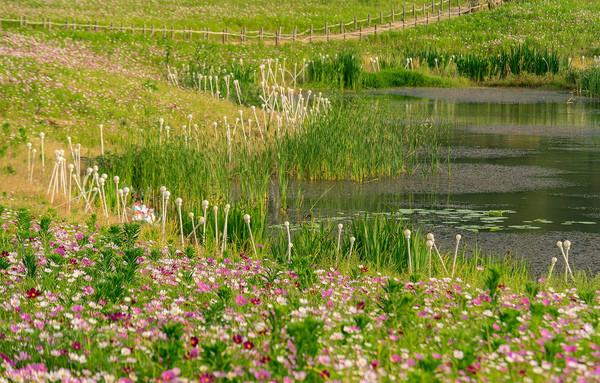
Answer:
[1,0,434,31]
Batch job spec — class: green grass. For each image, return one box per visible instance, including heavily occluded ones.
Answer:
[372,0,600,56]
[4,0,599,94]
[568,66,600,98]
[1,0,436,32]
[362,67,461,87]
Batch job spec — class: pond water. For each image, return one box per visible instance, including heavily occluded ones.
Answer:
[277,87,600,273]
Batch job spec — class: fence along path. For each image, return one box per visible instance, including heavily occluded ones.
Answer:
[1,0,504,45]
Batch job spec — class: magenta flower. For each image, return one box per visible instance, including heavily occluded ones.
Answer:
[235,294,247,306]
[26,288,41,299]
[250,297,261,305]
[82,285,94,296]
[160,367,180,382]
[254,369,271,380]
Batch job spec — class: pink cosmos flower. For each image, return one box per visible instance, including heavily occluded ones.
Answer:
[82,286,94,296]
[161,367,180,382]
[254,369,271,380]
[235,294,247,306]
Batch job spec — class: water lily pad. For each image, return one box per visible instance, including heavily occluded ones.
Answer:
[508,225,541,230]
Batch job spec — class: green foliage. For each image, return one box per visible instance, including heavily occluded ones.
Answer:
[16,208,33,242]
[122,222,142,248]
[484,267,502,304]
[200,340,231,372]
[567,66,600,98]
[93,272,127,303]
[307,50,362,89]
[103,222,141,248]
[280,100,446,182]
[271,222,332,285]
[352,214,429,273]
[577,287,596,305]
[362,68,451,88]
[378,279,416,328]
[22,249,37,279]
[203,286,232,325]
[149,247,162,261]
[86,214,97,232]
[91,243,141,303]
[525,280,539,299]
[0,256,9,270]
[39,215,52,235]
[184,246,195,258]
[455,43,561,81]
[287,317,324,366]
[153,322,184,369]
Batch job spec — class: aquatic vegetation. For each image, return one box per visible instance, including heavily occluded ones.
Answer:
[306,50,363,89]
[567,66,600,98]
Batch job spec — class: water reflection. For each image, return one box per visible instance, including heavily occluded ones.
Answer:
[281,88,600,235]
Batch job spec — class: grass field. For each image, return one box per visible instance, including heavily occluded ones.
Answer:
[1,0,435,31]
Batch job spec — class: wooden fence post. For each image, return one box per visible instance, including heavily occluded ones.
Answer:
[353,16,357,31]
[259,27,263,43]
[392,8,395,22]
[379,11,383,24]
[325,22,329,42]
[359,25,362,40]
[223,27,227,43]
[170,25,174,39]
[374,24,377,36]
[293,26,297,42]
[426,11,429,24]
[414,3,416,24]
[367,14,371,26]
[432,0,435,12]
[275,27,279,46]
[402,5,406,27]
[309,25,313,42]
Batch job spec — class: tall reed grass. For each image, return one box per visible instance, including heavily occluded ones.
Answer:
[568,66,600,98]
[306,50,363,89]
[278,100,448,181]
